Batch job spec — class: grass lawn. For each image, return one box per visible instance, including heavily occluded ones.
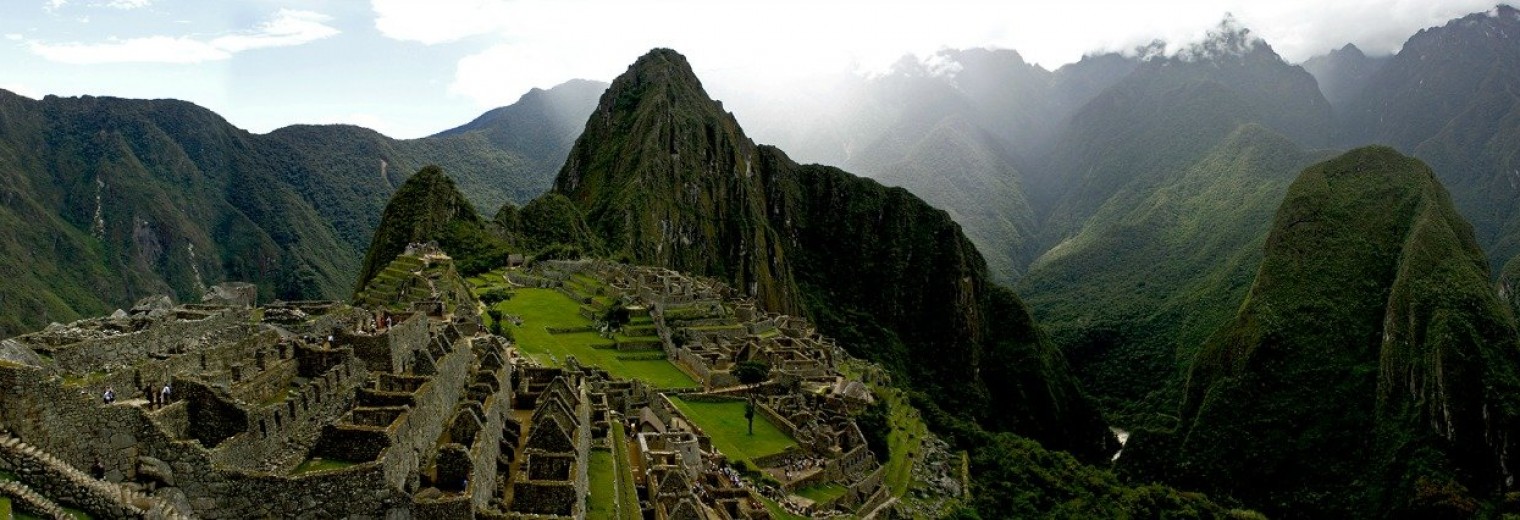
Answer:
[795,483,847,504]
[495,289,696,388]
[1,497,11,519]
[880,385,928,496]
[610,422,640,520]
[291,457,357,475]
[587,450,617,520]
[0,468,15,481]
[669,397,796,464]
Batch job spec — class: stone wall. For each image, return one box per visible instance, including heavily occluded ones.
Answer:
[31,309,252,374]
[213,355,367,471]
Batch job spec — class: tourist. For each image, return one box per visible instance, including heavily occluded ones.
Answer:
[159,383,172,406]
[143,385,155,408]
[102,387,115,404]
[90,458,105,480]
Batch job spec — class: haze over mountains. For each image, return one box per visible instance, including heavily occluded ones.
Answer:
[4,3,1520,517]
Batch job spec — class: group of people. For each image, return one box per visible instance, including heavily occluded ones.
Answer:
[102,383,172,408]
[779,455,825,480]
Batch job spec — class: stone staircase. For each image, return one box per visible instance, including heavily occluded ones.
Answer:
[0,479,72,520]
[0,434,191,519]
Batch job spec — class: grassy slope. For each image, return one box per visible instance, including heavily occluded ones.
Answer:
[669,397,797,464]
[492,288,695,388]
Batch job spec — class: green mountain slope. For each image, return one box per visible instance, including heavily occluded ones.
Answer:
[552,48,1115,463]
[1022,125,1326,425]
[864,116,1037,282]
[1125,147,1520,517]
[352,165,509,295]
[0,82,599,338]
[1339,5,1520,271]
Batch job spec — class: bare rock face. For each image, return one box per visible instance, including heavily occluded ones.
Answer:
[131,295,176,317]
[202,283,257,308]
[0,338,46,368]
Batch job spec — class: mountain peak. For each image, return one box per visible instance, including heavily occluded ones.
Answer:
[1137,15,1274,64]
[1332,42,1366,58]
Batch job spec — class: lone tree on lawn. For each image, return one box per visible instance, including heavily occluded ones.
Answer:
[734,360,770,434]
[745,396,757,435]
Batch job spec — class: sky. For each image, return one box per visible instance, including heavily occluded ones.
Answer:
[0,0,1502,139]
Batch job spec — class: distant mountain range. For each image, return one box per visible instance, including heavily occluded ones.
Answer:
[0,79,602,337]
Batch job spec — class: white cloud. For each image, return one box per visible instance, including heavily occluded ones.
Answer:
[372,0,1500,110]
[371,0,507,45]
[45,0,66,11]
[4,34,21,41]
[101,0,151,9]
[26,9,338,64]
[210,10,339,53]
[29,35,227,64]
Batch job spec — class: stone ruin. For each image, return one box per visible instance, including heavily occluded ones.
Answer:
[0,253,922,519]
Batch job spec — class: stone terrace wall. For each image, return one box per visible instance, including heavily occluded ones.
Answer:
[0,357,411,518]
[32,309,252,374]
[214,355,367,471]
[340,312,427,373]
[0,435,162,518]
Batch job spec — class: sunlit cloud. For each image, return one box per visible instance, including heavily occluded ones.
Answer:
[26,9,337,64]
[372,0,1499,110]
[101,0,152,9]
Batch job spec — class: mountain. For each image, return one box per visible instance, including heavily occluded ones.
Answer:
[863,115,1038,281]
[739,49,1136,283]
[1022,125,1326,423]
[352,165,509,295]
[1301,43,1390,110]
[1124,147,1520,517]
[1018,22,1335,424]
[1339,5,1520,272]
[551,48,1115,462]
[432,78,607,185]
[0,81,600,338]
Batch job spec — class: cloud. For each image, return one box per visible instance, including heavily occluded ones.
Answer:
[371,0,507,45]
[29,35,227,64]
[4,34,21,41]
[45,0,66,11]
[26,9,338,64]
[101,0,151,9]
[372,0,1502,110]
[209,10,339,53]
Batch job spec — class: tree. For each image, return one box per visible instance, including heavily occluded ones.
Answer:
[745,396,757,435]
[602,304,630,332]
[733,360,770,386]
[735,360,770,435]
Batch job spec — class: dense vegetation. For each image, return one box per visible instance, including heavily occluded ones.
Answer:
[352,165,512,295]
[0,81,601,338]
[1124,147,1520,517]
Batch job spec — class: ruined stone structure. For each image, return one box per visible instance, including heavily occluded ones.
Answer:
[0,254,910,518]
